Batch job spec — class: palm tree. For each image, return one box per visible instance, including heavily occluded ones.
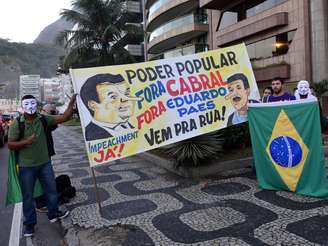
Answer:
[312,80,328,100]
[57,0,143,69]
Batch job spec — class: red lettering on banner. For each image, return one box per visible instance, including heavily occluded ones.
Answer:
[93,144,125,163]
[136,101,167,129]
[166,70,227,96]
[166,80,179,96]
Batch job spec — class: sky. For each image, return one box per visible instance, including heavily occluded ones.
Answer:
[0,0,72,43]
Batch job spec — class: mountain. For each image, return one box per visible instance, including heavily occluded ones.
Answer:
[34,17,75,45]
[0,38,65,99]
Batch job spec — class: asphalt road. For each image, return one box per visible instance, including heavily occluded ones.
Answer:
[0,144,14,245]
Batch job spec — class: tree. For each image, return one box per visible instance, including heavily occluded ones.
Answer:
[312,80,328,99]
[57,0,143,69]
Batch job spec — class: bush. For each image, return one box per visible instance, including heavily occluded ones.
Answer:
[164,131,223,167]
[220,122,251,149]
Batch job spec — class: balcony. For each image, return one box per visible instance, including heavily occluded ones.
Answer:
[217,12,288,47]
[125,44,144,57]
[254,63,290,82]
[146,0,199,32]
[148,43,208,60]
[148,14,209,54]
[199,0,232,10]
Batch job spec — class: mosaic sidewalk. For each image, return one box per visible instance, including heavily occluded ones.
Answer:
[52,126,328,246]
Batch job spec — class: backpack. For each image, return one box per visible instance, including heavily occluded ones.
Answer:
[56,174,76,204]
[17,114,56,157]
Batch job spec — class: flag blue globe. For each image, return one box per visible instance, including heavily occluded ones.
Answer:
[269,136,302,168]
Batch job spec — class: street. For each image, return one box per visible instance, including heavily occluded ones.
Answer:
[0,144,14,245]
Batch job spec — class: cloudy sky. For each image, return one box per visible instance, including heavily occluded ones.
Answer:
[0,0,72,43]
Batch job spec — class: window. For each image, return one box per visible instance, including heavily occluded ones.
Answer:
[247,0,288,18]
[218,12,238,30]
[218,0,288,30]
[149,13,208,42]
[246,30,296,61]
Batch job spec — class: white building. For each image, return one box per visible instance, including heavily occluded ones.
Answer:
[0,99,21,113]
[19,75,41,101]
[40,78,65,104]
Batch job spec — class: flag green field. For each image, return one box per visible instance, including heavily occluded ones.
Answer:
[248,99,328,198]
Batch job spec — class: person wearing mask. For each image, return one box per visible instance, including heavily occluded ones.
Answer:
[294,80,316,100]
[8,94,76,237]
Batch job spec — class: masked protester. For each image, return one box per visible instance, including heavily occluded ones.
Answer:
[8,94,76,237]
[34,104,59,213]
[294,80,316,100]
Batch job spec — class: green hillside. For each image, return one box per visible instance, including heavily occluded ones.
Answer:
[0,38,64,99]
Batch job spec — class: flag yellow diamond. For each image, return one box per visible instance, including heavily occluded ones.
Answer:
[266,110,309,192]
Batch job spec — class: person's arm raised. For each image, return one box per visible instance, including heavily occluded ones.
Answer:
[52,94,77,124]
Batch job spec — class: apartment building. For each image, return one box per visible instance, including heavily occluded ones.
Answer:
[109,0,144,62]
[200,0,328,91]
[143,0,210,60]
[40,78,65,104]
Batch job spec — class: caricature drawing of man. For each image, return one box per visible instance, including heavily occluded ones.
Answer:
[225,73,258,127]
[80,73,142,141]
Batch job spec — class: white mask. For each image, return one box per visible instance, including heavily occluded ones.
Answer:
[297,80,310,96]
[22,98,38,115]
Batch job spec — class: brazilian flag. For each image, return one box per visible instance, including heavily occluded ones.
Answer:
[248,99,328,198]
[6,150,43,205]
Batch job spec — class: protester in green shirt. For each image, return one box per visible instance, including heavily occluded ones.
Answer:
[8,94,76,237]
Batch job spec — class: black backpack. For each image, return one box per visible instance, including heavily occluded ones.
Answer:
[17,114,56,157]
[56,174,76,204]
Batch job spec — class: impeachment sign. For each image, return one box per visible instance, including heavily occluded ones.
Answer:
[70,43,260,167]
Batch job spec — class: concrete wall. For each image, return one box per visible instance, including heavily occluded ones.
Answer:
[211,0,311,84]
[311,0,328,82]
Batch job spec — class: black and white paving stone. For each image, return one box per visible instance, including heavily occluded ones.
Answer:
[52,126,328,246]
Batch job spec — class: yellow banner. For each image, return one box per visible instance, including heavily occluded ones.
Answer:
[70,43,260,167]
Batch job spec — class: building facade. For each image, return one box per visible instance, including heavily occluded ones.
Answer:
[19,75,41,101]
[143,0,328,91]
[40,78,65,105]
[143,0,210,60]
[123,0,145,61]
[200,0,328,91]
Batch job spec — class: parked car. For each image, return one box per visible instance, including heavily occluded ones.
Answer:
[0,113,9,147]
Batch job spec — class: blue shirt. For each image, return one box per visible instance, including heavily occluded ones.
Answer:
[264,93,296,103]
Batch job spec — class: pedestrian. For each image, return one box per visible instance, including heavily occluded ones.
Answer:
[35,104,59,213]
[261,87,273,102]
[7,94,76,237]
[263,77,296,102]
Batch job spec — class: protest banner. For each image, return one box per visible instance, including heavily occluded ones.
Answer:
[70,43,260,167]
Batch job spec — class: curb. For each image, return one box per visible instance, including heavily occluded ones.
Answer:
[139,152,253,178]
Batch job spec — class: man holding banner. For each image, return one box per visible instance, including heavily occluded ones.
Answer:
[7,94,76,237]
